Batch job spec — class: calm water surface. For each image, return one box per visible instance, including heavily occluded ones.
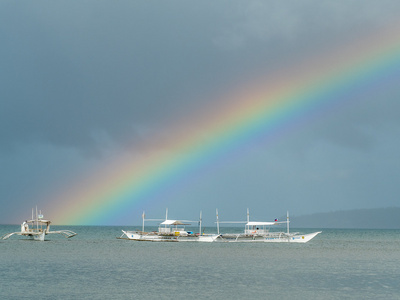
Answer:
[1,225,399,299]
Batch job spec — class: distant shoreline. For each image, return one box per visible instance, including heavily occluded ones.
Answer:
[291,207,400,229]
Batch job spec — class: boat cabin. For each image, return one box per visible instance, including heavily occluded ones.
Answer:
[158,220,192,236]
[244,221,276,235]
[21,215,51,235]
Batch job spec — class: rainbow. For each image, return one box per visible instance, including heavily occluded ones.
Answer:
[53,24,400,225]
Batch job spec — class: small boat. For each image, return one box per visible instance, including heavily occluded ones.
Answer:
[215,209,321,243]
[120,209,219,242]
[1,207,77,241]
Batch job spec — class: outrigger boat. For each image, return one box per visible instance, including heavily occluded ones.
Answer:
[215,209,321,243]
[1,207,77,241]
[120,209,219,242]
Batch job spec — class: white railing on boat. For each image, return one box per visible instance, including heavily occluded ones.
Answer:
[158,227,186,233]
[244,229,270,235]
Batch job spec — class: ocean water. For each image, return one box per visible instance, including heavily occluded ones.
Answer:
[1,225,399,299]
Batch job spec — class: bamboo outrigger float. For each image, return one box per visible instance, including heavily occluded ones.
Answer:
[1,207,77,241]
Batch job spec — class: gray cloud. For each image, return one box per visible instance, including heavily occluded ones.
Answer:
[1,1,400,224]
[2,0,399,155]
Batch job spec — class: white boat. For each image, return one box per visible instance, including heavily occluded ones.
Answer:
[215,209,321,243]
[1,207,77,241]
[120,209,219,242]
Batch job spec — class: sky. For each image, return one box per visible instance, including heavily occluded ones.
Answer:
[1,1,400,225]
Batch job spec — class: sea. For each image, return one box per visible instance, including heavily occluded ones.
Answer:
[1,225,399,300]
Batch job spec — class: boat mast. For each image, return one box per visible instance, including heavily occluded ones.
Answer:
[36,206,38,231]
[287,211,290,235]
[199,211,202,235]
[165,208,168,230]
[216,209,220,235]
[142,211,145,232]
[247,208,250,223]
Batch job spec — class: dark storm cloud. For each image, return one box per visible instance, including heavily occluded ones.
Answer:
[2,0,399,155]
[0,1,224,152]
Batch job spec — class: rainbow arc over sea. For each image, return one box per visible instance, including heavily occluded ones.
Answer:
[53,24,400,225]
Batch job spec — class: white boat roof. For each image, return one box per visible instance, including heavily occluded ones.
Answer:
[160,220,190,225]
[26,219,51,224]
[246,222,276,226]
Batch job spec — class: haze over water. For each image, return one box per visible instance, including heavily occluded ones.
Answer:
[1,226,399,299]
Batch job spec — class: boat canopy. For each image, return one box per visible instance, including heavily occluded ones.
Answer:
[27,219,51,224]
[246,222,276,226]
[160,220,190,226]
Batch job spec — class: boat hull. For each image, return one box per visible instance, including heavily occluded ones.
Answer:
[121,230,320,243]
[216,231,321,243]
[32,232,46,241]
[121,231,219,242]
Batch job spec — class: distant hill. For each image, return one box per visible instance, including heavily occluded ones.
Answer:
[290,207,400,229]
